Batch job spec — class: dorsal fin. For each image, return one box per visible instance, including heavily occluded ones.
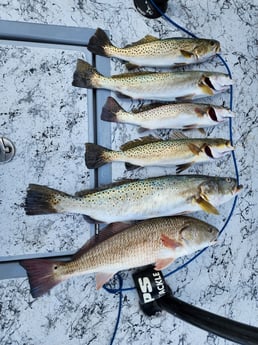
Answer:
[73,222,134,260]
[170,131,189,140]
[111,71,156,79]
[75,179,137,197]
[120,135,161,151]
[132,102,167,114]
[124,34,158,48]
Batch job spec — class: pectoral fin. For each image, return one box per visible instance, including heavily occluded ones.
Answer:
[96,272,116,289]
[180,49,194,58]
[161,234,182,249]
[194,196,219,215]
[155,257,175,270]
[199,84,214,95]
[175,94,195,101]
[176,162,193,174]
[125,162,141,170]
[125,62,140,70]
[188,143,202,155]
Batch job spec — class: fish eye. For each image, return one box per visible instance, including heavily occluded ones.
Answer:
[208,227,214,233]
[226,177,232,183]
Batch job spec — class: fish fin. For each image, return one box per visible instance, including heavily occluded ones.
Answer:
[170,131,188,140]
[25,184,69,215]
[198,128,206,135]
[173,62,188,67]
[154,257,175,271]
[120,135,160,151]
[101,97,124,123]
[161,234,182,249]
[125,62,140,70]
[125,34,158,48]
[75,179,137,197]
[138,127,150,133]
[87,28,112,57]
[188,143,202,155]
[194,196,219,215]
[133,102,165,113]
[96,272,116,289]
[73,222,133,260]
[19,259,64,298]
[199,84,214,95]
[175,94,195,101]
[72,59,101,89]
[180,49,194,58]
[82,215,104,224]
[125,162,141,171]
[85,142,113,169]
[112,71,156,79]
[176,162,193,174]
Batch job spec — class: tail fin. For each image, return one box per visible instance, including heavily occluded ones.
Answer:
[87,28,112,57]
[20,259,64,298]
[72,59,101,89]
[101,97,123,123]
[25,184,69,215]
[85,143,112,169]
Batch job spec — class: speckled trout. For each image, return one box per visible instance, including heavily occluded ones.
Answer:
[87,28,220,68]
[85,135,234,173]
[25,176,242,223]
[101,97,235,131]
[72,59,233,101]
[20,216,219,297]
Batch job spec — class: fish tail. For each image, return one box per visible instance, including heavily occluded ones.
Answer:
[101,96,123,123]
[87,28,113,57]
[72,59,102,89]
[85,143,114,169]
[20,259,64,298]
[25,184,70,215]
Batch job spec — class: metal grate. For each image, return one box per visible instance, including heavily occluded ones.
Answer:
[0,20,111,279]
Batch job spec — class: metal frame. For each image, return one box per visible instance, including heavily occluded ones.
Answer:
[0,20,111,279]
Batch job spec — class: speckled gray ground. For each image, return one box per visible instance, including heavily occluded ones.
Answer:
[0,1,257,345]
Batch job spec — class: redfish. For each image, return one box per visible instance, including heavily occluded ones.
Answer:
[72,59,233,102]
[87,28,220,69]
[24,176,242,223]
[20,216,219,297]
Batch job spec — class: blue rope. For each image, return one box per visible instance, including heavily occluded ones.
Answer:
[104,273,123,345]
[106,1,240,343]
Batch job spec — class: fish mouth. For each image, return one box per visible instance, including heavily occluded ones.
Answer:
[215,46,221,53]
[234,184,243,194]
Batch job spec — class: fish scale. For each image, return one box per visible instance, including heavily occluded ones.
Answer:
[72,59,233,102]
[85,137,234,172]
[87,28,221,68]
[101,97,235,131]
[20,216,219,297]
[25,176,242,223]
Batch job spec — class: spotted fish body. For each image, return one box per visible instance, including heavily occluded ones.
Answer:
[85,136,234,172]
[101,97,235,131]
[20,216,219,297]
[72,59,233,102]
[87,28,221,68]
[25,175,242,223]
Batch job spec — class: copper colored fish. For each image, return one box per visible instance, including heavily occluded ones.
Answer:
[20,216,219,297]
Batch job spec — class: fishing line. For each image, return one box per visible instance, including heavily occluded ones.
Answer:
[106,1,240,343]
